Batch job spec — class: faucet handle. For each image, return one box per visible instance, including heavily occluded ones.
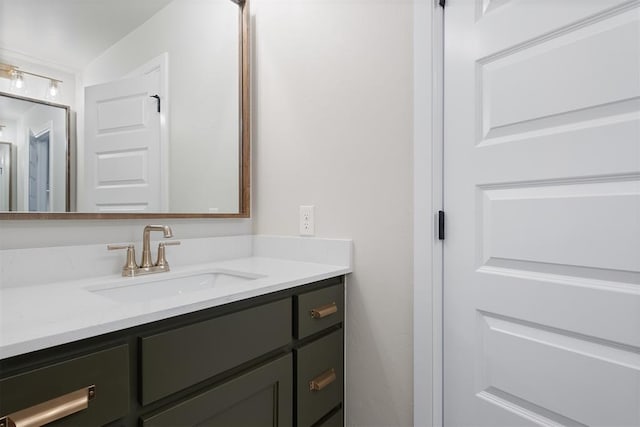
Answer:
[107,244,131,251]
[156,240,180,268]
[107,244,138,276]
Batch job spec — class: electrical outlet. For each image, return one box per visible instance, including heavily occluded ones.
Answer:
[299,205,315,236]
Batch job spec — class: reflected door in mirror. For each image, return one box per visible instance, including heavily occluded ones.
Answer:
[83,71,164,213]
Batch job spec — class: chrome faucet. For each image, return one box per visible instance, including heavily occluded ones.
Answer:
[108,224,180,277]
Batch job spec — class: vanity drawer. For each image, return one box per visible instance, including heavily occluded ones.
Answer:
[0,345,129,427]
[296,329,344,427]
[142,354,292,427]
[140,298,291,405]
[295,283,344,339]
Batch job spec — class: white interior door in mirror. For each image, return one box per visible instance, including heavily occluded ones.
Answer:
[444,0,640,425]
[28,128,51,212]
[83,69,166,212]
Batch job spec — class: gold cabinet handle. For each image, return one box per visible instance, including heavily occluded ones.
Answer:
[310,302,338,319]
[309,368,337,392]
[0,385,95,427]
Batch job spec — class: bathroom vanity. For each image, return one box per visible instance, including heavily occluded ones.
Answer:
[0,236,352,427]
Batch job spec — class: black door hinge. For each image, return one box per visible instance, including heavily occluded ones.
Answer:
[439,0,445,8]
[438,210,445,240]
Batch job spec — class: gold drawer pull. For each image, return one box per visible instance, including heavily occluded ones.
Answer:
[309,368,337,392]
[310,302,338,319]
[0,385,95,427]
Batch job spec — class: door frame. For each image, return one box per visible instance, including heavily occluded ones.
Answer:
[413,0,444,426]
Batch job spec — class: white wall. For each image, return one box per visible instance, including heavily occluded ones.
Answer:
[251,1,415,425]
[81,0,240,213]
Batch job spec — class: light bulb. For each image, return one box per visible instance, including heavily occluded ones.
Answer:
[14,72,24,89]
[11,71,24,91]
[48,80,59,98]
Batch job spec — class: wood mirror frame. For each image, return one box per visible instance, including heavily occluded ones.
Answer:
[1,0,250,220]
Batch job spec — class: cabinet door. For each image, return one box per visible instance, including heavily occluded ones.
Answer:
[142,354,292,427]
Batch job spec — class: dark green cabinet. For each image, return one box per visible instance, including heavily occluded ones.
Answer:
[0,345,129,427]
[142,354,292,427]
[0,276,345,427]
[296,330,343,427]
[295,284,344,339]
[140,299,291,405]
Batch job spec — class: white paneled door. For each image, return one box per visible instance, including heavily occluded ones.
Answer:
[84,72,163,212]
[443,1,640,425]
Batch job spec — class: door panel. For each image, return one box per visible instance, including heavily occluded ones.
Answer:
[479,12,639,141]
[444,0,640,425]
[479,180,640,272]
[477,314,640,426]
[83,72,162,212]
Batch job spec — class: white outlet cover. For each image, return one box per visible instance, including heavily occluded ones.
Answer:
[299,205,315,236]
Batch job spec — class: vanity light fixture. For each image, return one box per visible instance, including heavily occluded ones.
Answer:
[0,62,63,99]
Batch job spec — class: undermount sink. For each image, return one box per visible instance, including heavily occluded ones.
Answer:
[87,270,263,303]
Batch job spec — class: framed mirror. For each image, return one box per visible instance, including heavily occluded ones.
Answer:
[0,0,250,219]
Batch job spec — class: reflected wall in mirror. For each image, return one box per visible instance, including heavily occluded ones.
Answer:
[0,0,250,218]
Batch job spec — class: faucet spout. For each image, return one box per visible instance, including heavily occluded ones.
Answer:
[141,225,173,268]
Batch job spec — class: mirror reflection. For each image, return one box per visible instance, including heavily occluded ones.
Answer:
[0,0,242,214]
[0,141,16,210]
[0,95,68,212]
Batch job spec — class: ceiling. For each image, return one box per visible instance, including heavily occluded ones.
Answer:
[0,0,174,71]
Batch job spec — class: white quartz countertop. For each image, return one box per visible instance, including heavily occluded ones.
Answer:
[0,236,352,359]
